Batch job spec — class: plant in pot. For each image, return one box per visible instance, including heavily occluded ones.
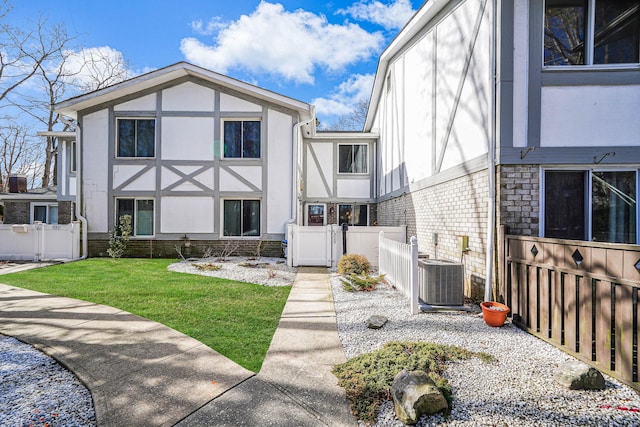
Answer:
[480,301,510,327]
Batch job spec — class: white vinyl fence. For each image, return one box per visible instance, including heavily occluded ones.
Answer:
[378,231,419,314]
[0,222,81,261]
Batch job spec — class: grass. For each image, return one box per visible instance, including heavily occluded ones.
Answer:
[0,258,291,373]
[333,341,494,423]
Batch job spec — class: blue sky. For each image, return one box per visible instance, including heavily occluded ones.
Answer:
[7,0,422,125]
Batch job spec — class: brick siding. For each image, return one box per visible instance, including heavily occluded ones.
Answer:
[496,165,539,236]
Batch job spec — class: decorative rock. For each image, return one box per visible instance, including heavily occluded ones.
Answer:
[554,360,606,390]
[367,314,388,329]
[391,370,448,424]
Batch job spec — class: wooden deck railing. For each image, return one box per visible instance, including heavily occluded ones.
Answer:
[502,234,640,392]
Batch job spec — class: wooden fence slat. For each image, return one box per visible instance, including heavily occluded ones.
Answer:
[551,270,563,345]
[616,284,634,383]
[529,266,538,332]
[539,269,550,337]
[579,276,593,362]
[595,280,612,371]
[565,273,577,351]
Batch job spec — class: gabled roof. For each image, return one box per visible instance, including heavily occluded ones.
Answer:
[54,62,314,120]
[364,0,451,131]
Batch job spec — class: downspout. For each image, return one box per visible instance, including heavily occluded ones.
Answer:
[288,112,315,266]
[70,119,88,260]
[484,0,497,302]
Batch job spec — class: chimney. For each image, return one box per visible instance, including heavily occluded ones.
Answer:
[8,175,27,193]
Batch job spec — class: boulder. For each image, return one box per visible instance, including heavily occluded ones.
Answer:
[554,360,605,390]
[367,315,388,329]
[391,370,448,424]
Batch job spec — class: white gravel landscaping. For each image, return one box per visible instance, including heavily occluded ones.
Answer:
[2,262,639,426]
[329,272,640,426]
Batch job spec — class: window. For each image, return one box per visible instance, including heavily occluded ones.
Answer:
[544,0,640,66]
[339,204,368,226]
[223,200,260,236]
[116,198,154,237]
[543,170,637,243]
[223,120,260,158]
[338,144,368,174]
[306,204,326,226]
[117,119,155,158]
[31,204,58,224]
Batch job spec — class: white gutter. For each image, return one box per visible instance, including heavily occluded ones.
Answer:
[485,0,497,302]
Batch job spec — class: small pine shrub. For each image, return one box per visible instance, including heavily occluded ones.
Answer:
[337,254,370,275]
[332,341,494,423]
[341,273,385,292]
[107,215,131,258]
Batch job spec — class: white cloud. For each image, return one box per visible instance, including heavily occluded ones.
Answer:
[338,0,415,30]
[60,46,133,91]
[190,17,226,36]
[180,2,383,84]
[312,73,373,117]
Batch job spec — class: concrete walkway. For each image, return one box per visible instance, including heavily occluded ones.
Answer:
[0,266,357,426]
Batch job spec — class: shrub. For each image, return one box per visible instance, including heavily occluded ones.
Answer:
[107,215,131,258]
[337,254,370,275]
[341,273,385,292]
[332,341,494,423]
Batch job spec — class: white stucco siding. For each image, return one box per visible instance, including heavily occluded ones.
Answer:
[113,165,156,191]
[220,93,262,112]
[512,0,529,148]
[403,32,434,183]
[162,82,215,111]
[161,117,214,160]
[305,143,333,199]
[161,165,215,191]
[82,109,109,232]
[160,196,214,233]
[219,166,262,192]
[266,109,293,234]
[114,94,156,111]
[435,0,491,171]
[541,85,640,147]
[337,179,371,199]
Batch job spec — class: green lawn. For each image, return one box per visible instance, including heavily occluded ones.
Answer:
[0,258,291,372]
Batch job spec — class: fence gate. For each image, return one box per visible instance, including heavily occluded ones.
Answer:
[288,225,333,267]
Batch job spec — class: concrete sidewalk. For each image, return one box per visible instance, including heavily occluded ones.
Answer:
[0,266,357,426]
[178,267,357,426]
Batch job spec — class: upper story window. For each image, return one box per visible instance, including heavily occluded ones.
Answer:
[338,144,368,174]
[117,118,155,158]
[223,120,260,159]
[544,0,639,66]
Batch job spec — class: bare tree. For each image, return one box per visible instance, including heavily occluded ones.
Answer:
[325,99,370,131]
[0,121,43,191]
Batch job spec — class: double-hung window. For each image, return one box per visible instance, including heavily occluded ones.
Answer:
[544,0,640,66]
[223,120,260,158]
[116,198,154,237]
[339,204,368,226]
[338,144,368,174]
[223,200,260,236]
[31,203,58,224]
[543,169,637,243]
[117,118,155,158]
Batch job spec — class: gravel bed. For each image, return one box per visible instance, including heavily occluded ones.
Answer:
[330,272,640,426]
[167,256,296,287]
[0,335,96,427]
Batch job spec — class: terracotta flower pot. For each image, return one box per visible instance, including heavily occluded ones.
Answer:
[480,301,510,327]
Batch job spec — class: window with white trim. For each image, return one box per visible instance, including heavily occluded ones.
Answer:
[223,199,260,236]
[223,120,261,158]
[306,204,326,226]
[339,204,368,226]
[338,144,368,174]
[117,118,155,158]
[543,169,637,243]
[544,0,640,66]
[31,203,58,224]
[116,198,154,237]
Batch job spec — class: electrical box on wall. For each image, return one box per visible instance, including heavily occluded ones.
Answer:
[432,233,438,245]
[458,235,469,252]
